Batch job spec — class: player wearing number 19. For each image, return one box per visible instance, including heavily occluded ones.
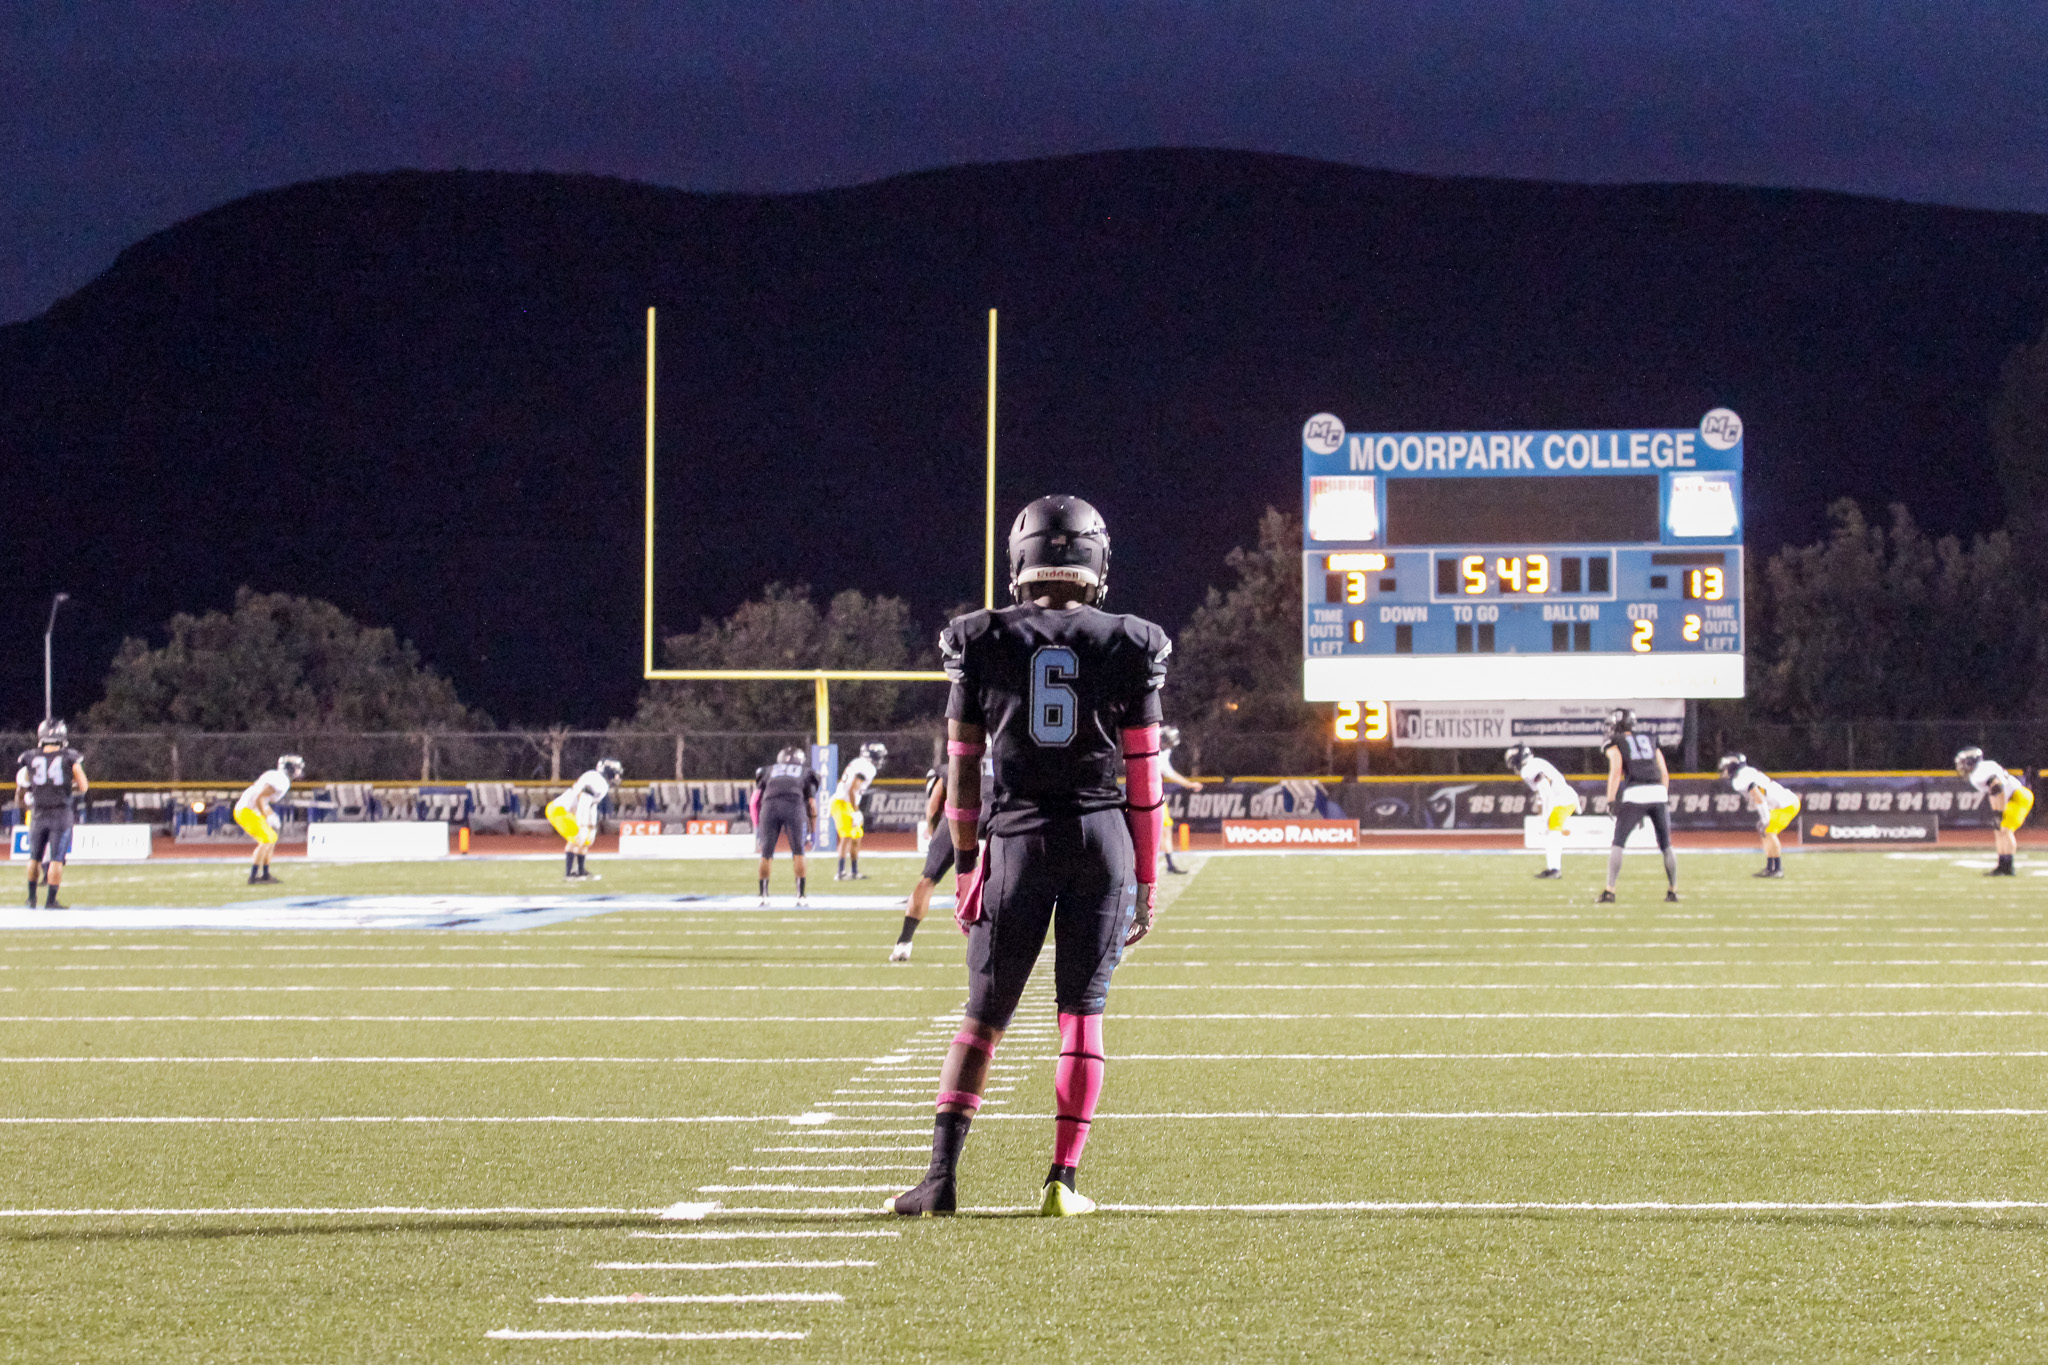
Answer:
[15,719,88,908]
[888,494,1171,1219]
[1597,708,1678,904]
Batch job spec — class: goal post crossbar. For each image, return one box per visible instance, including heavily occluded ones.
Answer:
[640,307,996,741]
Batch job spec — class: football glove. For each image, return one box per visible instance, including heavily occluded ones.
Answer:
[954,859,985,934]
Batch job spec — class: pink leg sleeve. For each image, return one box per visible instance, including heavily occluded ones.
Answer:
[1053,1012,1105,1167]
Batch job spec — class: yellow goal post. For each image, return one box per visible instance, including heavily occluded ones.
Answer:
[640,306,1001,743]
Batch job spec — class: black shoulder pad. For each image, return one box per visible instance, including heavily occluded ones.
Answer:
[939,610,996,684]
[1122,615,1172,691]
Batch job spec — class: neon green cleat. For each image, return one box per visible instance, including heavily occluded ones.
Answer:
[1039,1180,1097,1217]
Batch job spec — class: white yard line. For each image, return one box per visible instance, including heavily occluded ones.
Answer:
[1110,1010,2048,1020]
[694,1198,2048,1218]
[535,1292,842,1305]
[627,1231,900,1240]
[0,1055,907,1064]
[593,1260,876,1270]
[0,1115,806,1126]
[0,1205,654,1217]
[0,1015,928,1023]
[10,985,960,993]
[731,1166,926,1172]
[697,1184,903,1194]
[487,1329,807,1341]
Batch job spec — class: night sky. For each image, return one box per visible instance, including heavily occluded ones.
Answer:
[8,2,2048,326]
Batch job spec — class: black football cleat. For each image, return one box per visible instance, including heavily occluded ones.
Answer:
[1535,869,1563,879]
[1753,867,1784,879]
[1595,890,1617,904]
[884,1174,957,1217]
[1665,889,1681,903]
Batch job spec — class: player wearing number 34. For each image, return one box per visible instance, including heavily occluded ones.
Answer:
[889,495,1171,1220]
[16,719,88,909]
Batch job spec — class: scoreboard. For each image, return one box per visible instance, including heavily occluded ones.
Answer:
[1300,411,1745,702]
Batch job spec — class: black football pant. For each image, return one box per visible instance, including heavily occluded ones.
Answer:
[965,810,1136,1030]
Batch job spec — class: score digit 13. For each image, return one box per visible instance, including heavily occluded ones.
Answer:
[1335,701,1390,742]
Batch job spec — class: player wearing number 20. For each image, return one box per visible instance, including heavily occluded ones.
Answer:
[888,495,1171,1219]
[15,719,88,908]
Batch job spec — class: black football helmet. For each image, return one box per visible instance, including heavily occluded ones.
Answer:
[1504,743,1532,773]
[1008,495,1110,606]
[1604,707,1637,744]
[1718,752,1747,783]
[36,718,67,747]
[776,745,806,766]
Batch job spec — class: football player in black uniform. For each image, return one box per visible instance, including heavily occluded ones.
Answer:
[751,746,820,905]
[892,755,995,961]
[888,495,1170,1219]
[15,719,88,909]
[1598,708,1678,903]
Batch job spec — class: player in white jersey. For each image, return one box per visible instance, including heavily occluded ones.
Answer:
[1956,747,2033,876]
[1719,753,1801,878]
[1506,743,1580,878]
[233,754,304,885]
[1158,726,1202,874]
[547,758,621,880]
[830,742,886,879]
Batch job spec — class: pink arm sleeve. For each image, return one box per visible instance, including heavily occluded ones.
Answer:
[1122,724,1162,885]
[748,787,761,827]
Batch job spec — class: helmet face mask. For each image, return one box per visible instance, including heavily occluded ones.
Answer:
[1008,495,1110,607]
[861,743,887,767]
[1504,744,1531,773]
[1955,746,1984,777]
[597,758,624,784]
[278,754,305,780]
[1718,753,1746,784]
[37,719,67,748]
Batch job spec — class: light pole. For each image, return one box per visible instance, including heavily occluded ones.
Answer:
[43,592,69,723]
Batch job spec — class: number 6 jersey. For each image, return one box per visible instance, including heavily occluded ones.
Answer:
[942,605,1170,836]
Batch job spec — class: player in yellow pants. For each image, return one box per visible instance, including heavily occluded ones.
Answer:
[831,743,886,879]
[1957,747,2032,876]
[1509,743,1580,878]
[1721,754,1801,878]
[234,755,303,885]
[548,758,621,880]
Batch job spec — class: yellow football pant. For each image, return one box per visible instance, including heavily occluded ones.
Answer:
[2002,786,2035,832]
[830,797,863,839]
[234,806,279,846]
[1764,798,1801,835]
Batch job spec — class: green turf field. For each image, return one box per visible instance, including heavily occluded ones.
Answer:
[7,849,2048,1360]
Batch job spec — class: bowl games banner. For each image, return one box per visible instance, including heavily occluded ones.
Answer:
[1390,700,1685,749]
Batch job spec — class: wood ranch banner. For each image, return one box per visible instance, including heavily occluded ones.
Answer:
[1220,820,1361,847]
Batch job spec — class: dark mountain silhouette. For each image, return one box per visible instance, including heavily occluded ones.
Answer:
[2,148,2044,726]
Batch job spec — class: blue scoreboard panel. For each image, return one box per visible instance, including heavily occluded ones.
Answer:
[1300,411,1746,702]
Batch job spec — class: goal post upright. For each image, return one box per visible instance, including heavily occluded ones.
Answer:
[985,307,998,611]
[639,304,1007,743]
